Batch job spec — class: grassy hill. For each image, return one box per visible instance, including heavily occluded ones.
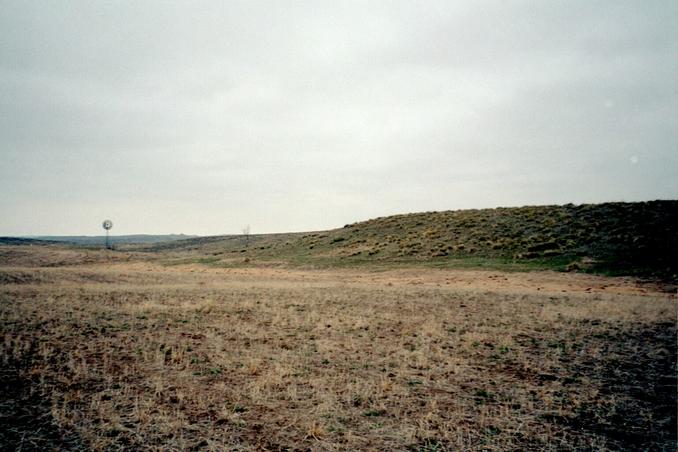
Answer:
[146,200,677,279]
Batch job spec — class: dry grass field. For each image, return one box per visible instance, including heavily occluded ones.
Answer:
[1,245,676,450]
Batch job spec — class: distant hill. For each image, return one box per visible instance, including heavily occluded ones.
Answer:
[149,201,678,279]
[22,234,199,246]
[0,237,62,246]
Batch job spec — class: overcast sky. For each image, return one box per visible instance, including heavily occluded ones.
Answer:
[1,1,676,236]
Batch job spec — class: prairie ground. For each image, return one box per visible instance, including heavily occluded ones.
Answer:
[1,246,676,450]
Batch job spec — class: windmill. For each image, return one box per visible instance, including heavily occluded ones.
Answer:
[102,219,113,249]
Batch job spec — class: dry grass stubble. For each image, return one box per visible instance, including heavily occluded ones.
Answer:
[0,254,676,450]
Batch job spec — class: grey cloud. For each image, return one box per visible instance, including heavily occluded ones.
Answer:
[1,0,675,235]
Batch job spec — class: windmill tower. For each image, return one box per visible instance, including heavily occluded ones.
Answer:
[102,219,113,249]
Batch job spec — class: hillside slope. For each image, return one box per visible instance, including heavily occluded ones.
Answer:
[150,201,678,278]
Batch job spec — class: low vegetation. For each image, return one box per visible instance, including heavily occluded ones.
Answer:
[0,247,676,450]
[140,201,678,280]
[1,200,676,449]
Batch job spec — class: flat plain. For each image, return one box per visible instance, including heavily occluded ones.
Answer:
[1,244,676,451]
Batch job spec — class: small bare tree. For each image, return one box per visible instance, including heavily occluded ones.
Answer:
[242,225,250,248]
